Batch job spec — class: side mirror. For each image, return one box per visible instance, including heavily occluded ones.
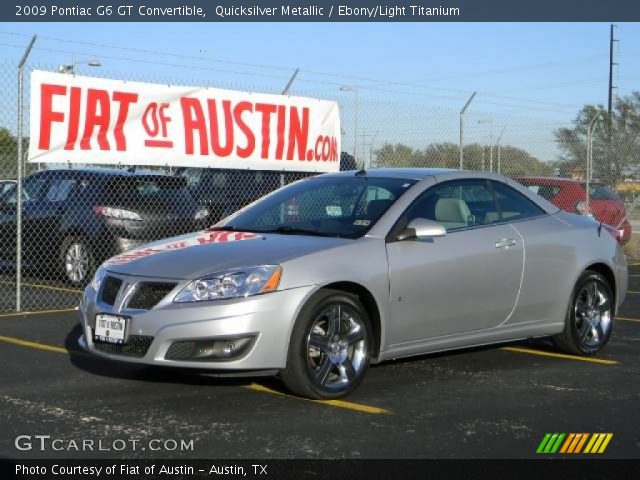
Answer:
[397,218,447,241]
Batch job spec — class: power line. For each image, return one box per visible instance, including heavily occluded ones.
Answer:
[0,30,296,74]
[486,78,609,94]
[410,54,608,83]
[0,29,587,110]
[0,40,579,115]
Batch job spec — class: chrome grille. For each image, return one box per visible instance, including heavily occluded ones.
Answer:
[165,341,196,360]
[93,335,153,357]
[126,282,176,310]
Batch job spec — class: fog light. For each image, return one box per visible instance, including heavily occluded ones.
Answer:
[222,343,235,357]
[165,336,254,361]
[196,345,216,357]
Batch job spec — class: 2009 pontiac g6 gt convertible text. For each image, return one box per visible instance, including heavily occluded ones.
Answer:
[79,169,627,399]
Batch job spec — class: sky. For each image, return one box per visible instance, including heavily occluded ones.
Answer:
[0,22,639,162]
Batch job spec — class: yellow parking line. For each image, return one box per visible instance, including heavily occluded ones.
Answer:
[501,346,618,365]
[0,333,390,415]
[616,315,640,323]
[245,383,391,415]
[626,290,640,295]
[0,307,78,318]
[0,335,70,354]
[0,280,82,294]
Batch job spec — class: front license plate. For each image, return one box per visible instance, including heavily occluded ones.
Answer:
[94,314,127,344]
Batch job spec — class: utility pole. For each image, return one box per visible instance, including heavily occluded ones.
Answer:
[608,24,618,117]
[607,25,618,180]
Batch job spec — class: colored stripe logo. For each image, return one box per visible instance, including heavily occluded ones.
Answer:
[536,433,613,454]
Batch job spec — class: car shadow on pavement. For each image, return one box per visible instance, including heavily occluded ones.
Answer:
[63,324,280,390]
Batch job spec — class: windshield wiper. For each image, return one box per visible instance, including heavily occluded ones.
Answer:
[253,226,336,237]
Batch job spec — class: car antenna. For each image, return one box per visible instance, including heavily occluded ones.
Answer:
[355,168,367,176]
[597,219,603,237]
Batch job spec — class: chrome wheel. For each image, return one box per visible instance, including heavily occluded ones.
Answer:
[574,280,612,348]
[65,242,90,283]
[306,303,368,392]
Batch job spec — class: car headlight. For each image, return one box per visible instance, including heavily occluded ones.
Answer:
[174,265,282,303]
[194,208,210,221]
[90,265,107,292]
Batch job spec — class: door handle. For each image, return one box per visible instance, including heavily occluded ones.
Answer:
[495,238,516,248]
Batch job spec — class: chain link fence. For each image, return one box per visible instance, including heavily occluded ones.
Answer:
[0,59,638,313]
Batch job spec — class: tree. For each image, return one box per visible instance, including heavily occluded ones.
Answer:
[0,127,32,180]
[373,141,553,177]
[372,143,425,168]
[554,92,640,184]
[0,127,18,179]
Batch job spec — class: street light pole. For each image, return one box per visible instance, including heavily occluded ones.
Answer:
[459,92,477,169]
[496,126,506,174]
[478,118,494,171]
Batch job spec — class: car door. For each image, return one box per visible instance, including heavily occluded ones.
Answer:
[489,180,567,326]
[385,179,524,345]
[0,175,48,266]
[28,176,78,264]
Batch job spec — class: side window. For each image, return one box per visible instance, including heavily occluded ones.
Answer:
[491,181,545,221]
[4,178,46,205]
[524,184,561,200]
[405,180,500,231]
[45,179,76,202]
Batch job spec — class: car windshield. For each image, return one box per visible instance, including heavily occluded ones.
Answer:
[219,175,417,238]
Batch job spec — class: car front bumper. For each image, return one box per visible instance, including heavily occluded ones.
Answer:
[78,278,316,370]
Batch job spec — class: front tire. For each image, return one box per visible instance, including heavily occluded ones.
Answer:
[60,235,95,286]
[553,270,614,355]
[280,289,373,399]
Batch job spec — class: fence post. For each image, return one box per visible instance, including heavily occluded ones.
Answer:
[586,112,602,215]
[15,35,36,313]
[281,68,299,95]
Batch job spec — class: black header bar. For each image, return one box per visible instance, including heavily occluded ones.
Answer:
[3,0,640,22]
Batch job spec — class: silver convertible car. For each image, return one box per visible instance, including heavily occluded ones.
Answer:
[79,169,627,399]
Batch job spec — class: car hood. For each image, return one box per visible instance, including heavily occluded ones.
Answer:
[103,229,351,279]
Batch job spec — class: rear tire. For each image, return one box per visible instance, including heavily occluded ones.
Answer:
[280,289,373,400]
[553,270,614,355]
[60,235,95,286]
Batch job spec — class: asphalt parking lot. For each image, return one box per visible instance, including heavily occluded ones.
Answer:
[1,267,639,460]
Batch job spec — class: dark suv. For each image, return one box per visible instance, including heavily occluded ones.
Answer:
[0,169,209,285]
[177,152,359,221]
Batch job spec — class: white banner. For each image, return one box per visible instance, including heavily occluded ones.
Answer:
[28,70,341,172]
